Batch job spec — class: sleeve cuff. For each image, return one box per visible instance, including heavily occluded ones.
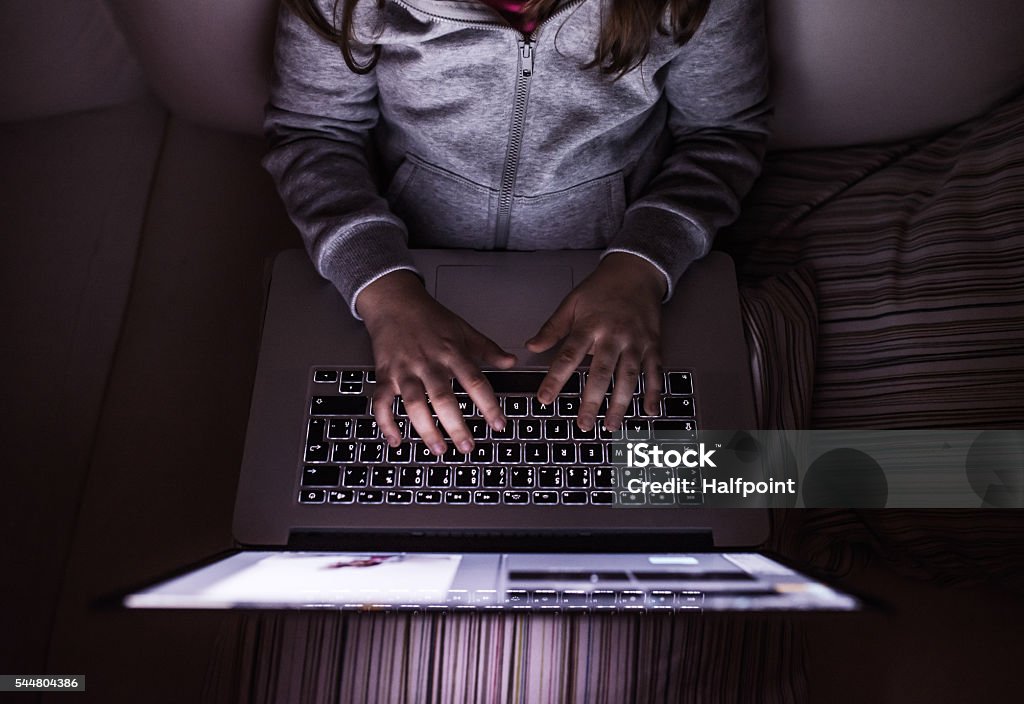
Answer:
[604,206,711,300]
[313,221,421,319]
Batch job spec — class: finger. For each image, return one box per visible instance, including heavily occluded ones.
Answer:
[467,328,517,370]
[525,298,573,353]
[425,379,475,454]
[398,377,446,455]
[372,376,402,447]
[537,331,591,405]
[578,341,618,431]
[450,358,506,433]
[642,350,664,417]
[607,352,642,431]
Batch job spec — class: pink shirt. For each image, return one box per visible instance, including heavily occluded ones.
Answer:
[478,0,539,34]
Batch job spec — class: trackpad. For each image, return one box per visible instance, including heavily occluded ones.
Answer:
[434,265,574,351]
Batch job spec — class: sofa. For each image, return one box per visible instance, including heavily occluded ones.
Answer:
[2,1,1023,701]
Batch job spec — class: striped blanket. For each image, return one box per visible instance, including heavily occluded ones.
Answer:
[206,93,1024,703]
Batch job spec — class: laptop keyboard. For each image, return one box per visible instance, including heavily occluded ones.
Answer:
[299,368,702,507]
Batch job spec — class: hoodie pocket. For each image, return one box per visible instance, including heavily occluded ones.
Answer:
[506,171,627,250]
[386,154,498,249]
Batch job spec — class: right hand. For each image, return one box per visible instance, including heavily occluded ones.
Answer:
[356,270,516,456]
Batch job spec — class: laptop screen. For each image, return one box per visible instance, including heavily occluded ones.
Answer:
[125,550,861,612]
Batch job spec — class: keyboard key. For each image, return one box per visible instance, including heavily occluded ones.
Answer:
[299,489,326,503]
[415,490,442,504]
[339,381,363,393]
[491,423,514,440]
[650,491,675,505]
[619,490,645,505]
[442,446,467,464]
[531,399,554,416]
[360,441,386,464]
[386,443,412,463]
[386,490,413,504]
[370,467,396,487]
[455,371,580,395]
[518,419,542,440]
[579,444,603,464]
[307,418,325,443]
[455,395,476,416]
[625,420,650,440]
[427,467,451,487]
[414,443,439,463]
[482,467,507,488]
[342,466,368,487]
[566,467,591,488]
[511,467,536,487]
[545,419,570,441]
[497,443,521,463]
[557,397,580,417]
[538,467,563,488]
[327,418,354,439]
[593,467,617,488]
[607,444,629,464]
[572,423,596,440]
[619,467,643,486]
[663,397,696,418]
[341,370,362,382]
[332,442,357,463]
[470,442,494,464]
[328,489,355,503]
[503,490,530,505]
[561,491,588,505]
[504,397,529,416]
[357,489,384,504]
[533,491,558,505]
[313,370,339,383]
[455,467,479,487]
[474,490,500,504]
[667,372,693,395]
[599,424,624,440]
[310,396,367,416]
[302,465,340,487]
[524,443,549,464]
[445,490,471,504]
[652,419,697,440]
[551,444,576,464]
[591,491,616,505]
[365,370,376,383]
[399,467,423,487]
[466,419,489,440]
[304,442,329,462]
[355,419,380,439]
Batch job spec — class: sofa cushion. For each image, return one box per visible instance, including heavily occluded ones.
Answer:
[0,99,166,675]
[0,0,148,122]
[107,0,1024,147]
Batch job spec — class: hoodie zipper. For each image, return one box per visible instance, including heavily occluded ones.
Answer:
[389,0,585,249]
[494,38,534,249]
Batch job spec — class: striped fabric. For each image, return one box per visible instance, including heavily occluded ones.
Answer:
[205,611,807,703]
[724,90,1024,429]
[205,93,1024,704]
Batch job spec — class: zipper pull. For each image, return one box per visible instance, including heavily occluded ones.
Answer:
[518,39,534,78]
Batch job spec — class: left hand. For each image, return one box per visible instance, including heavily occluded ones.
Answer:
[526,253,667,432]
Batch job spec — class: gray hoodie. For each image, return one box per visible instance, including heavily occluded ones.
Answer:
[264,0,771,315]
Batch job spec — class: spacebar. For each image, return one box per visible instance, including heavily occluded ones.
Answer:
[455,371,581,394]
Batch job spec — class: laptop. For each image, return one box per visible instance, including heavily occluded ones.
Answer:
[123,249,861,612]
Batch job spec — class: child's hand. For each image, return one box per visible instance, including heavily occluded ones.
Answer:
[357,271,516,455]
[526,253,666,432]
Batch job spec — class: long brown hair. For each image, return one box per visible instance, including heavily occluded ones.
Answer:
[281,0,711,76]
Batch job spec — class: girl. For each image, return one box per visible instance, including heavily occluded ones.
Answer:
[264,0,771,456]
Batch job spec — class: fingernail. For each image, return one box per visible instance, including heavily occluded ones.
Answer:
[458,441,473,454]
[494,419,506,432]
[432,442,446,455]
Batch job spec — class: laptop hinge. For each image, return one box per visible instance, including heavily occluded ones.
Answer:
[287,529,714,553]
